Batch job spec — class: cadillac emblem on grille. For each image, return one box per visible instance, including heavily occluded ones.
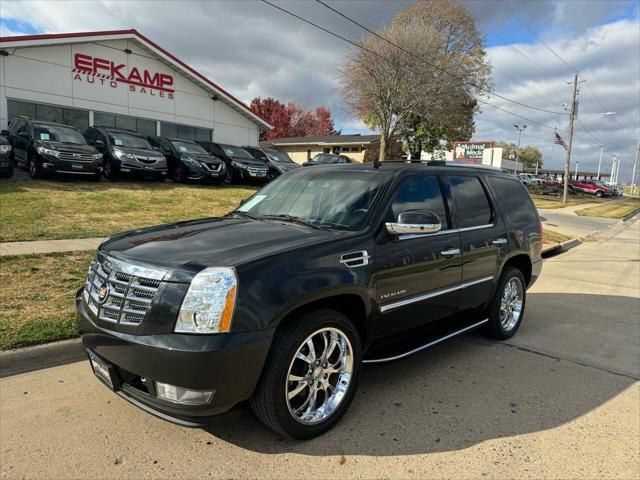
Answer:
[97,282,109,304]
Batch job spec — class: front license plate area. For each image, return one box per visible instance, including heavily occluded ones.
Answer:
[88,350,119,390]
[72,164,83,170]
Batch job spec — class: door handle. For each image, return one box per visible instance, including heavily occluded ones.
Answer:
[492,238,507,245]
[440,248,460,256]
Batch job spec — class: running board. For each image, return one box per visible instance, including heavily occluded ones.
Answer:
[362,319,489,364]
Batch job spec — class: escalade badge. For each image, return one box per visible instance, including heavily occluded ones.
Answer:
[98,283,110,304]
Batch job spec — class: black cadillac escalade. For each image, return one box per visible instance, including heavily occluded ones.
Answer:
[77,162,543,439]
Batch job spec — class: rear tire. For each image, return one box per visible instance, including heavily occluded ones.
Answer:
[250,309,362,439]
[173,166,185,183]
[596,190,603,198]
[486,266,526,340]
[103,160,117,180]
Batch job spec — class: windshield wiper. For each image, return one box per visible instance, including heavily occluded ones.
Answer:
[262,214,332,231]
[230,211,262,221]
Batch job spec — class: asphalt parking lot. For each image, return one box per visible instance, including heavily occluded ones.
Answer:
[1,217,638,479]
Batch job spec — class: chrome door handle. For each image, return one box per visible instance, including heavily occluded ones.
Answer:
[440,248,460,256]
[492,238,507,245]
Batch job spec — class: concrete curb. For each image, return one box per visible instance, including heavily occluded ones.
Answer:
[621,209,640,223]
[0,338,85,379]
[541,238,582,258]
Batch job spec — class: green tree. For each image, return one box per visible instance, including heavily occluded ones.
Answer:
[497,142,543,168]
[338,0,491,162]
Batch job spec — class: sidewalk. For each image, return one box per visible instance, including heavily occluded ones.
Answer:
[0,237,104,257]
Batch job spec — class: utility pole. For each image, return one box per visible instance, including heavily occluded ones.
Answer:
[514,124,527,174]
[632,140,639,194]
[562,73,579,204]
[596,145,604,180]
[575,160,579,180]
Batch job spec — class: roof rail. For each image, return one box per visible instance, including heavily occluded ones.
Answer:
[425,160,502,171]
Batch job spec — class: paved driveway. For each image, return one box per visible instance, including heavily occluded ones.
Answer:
[538,203,618,238]
[1,219,638,479]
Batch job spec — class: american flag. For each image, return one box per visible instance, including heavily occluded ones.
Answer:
[554,131,567,150]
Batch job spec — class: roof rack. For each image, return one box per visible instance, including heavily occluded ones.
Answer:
[424,160,502,171]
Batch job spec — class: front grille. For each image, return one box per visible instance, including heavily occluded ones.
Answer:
[57,150,96,162]
[246,165,267,176]
[134,155,160,164]
[203,163,223,172]
[83,256,166,326]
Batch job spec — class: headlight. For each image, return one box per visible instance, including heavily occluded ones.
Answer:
[114,148,134,160]
[175,267,237,334]
[232,161,248,169]
[36,146,58,157]
[183,156,202,167]
[0,144,12,154]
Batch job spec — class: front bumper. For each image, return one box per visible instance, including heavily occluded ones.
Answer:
[76,295,274,425]
[119,160,167,176]
[186,163,225,181]
[41,154,102,175]
[0,152,12,172]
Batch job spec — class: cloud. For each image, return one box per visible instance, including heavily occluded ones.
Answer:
[0,0,638,181]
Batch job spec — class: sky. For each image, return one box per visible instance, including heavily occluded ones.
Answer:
[1,0,639,182]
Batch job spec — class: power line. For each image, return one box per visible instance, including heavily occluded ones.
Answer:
[500,0,576,74]
[311,0,568,116]
[577,119,608,148]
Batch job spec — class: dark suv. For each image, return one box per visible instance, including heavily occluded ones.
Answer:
[5,117,103,179]
[198,141,268,184]
[243,146,301,181]
[85,126,167,181]
[0,135,13,177]
[77,163,542,439]
[147,136,226,183]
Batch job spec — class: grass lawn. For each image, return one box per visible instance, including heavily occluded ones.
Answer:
[575,197,640,219]
[543,228,573,246]
[0,179,258,242]
[0,251,93,350]
[531,194,604,210]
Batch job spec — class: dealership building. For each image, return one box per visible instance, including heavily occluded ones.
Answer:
[0,29,271,145]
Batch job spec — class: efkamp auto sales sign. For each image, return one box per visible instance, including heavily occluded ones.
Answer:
[453,141,494,161]
[73,53,175,99]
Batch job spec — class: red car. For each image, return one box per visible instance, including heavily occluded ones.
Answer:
[568,179,611,197]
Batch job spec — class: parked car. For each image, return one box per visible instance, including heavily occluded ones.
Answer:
[77,162,542,439]
[5,116,103,179]
[85,126,167,181]
[303,153,352,166]
[593,180,622,196]
[0,135,14,178]
[517,173,544,185]
[243,146,301,181]
[568,179,611,197]
[147,136,225,183]
[198,142,268,184]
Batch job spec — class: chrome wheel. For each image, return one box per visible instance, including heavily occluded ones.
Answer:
[285,327,354,425]
[500,277,523,332]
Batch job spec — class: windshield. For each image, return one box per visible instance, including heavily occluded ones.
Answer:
[34,125,86,145]
[265,149,295,163]
[171,140,208,155]
[311,154,338,164]
[108,133,152,149]
[221,144,254,160]
[236,170,385,230]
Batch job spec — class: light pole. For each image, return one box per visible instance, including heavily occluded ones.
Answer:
[574,160,579,180]
[513,124,527,174]
[596,144,604,180]
[632,139,639,195]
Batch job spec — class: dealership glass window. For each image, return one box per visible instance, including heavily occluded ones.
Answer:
[161,122,212,142]
[94,112,116,128]
[7,100,88,130]
[136,118,157,137]
[62,108,89,131]
[94,112,156,136]
[116,115,137,132]
[7,100,36,120]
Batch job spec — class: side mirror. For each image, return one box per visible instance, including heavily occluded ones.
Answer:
[385,209,442,236]
[1,130,9,137]
[95,139,104,146]
[19,131,29,138]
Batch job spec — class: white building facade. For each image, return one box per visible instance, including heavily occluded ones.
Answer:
[0,30,270,144]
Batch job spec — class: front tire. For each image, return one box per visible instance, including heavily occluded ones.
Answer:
[250,309,362,439]
[103,160,117,180]
[27,154,44,179]
[596,190,603,198]
[223,168,234,185]
[486,266,526,340]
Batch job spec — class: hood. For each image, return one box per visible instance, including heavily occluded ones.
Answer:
[275,162,301,172]
[185,153,223,165]
[115,146,163,157]
[228,155,266,167]
[100,216,337,277]
[38,141,97,153]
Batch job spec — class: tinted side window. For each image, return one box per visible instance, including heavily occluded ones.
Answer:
[391,175,448,227]
[487,176,538,225]
[449,175,492,228]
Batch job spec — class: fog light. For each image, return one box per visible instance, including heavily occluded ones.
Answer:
[155,382,214,405]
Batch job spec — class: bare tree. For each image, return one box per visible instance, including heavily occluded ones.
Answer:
[338,0,491,162]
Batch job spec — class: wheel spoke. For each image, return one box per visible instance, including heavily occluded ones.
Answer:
[296,351,313,364]
[288,381,308,400]
[306,339,316,362]
[288,373,305,382]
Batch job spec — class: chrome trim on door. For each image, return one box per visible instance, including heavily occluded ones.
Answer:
[398,224,494,241]
[492,238,508,245]
[363,319,489,364]
[339,250,371,268]
[440,248,461,256]
[379,275,494,313]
